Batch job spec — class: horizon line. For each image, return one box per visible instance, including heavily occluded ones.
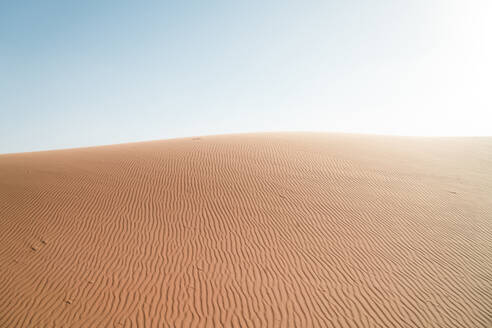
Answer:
[2,130,491,156]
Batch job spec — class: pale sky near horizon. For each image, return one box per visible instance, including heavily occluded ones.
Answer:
[1,1,491,154]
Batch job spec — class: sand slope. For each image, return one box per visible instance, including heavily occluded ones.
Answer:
[0,133,491,327]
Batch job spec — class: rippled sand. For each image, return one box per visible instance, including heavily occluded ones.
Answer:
[1,133,491,327]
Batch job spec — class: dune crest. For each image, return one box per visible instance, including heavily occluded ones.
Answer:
[0,133,491,327]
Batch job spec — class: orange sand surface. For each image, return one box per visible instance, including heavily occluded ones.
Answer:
[0,133,491,327]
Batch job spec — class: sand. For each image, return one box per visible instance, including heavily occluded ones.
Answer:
[0,132,491,327]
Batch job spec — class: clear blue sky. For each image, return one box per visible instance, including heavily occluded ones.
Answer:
[1,1,491,153]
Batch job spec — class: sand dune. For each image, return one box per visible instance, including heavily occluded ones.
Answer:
[0,132,491,327]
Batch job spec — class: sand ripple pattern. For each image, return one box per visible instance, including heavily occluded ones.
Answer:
[0,133,491,327]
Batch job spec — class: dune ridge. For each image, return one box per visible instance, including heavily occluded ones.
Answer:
[0,133,491,327]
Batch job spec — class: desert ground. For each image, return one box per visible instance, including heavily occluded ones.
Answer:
[0,132,490,327]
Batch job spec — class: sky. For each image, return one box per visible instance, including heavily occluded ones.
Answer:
[1,1,491,154]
